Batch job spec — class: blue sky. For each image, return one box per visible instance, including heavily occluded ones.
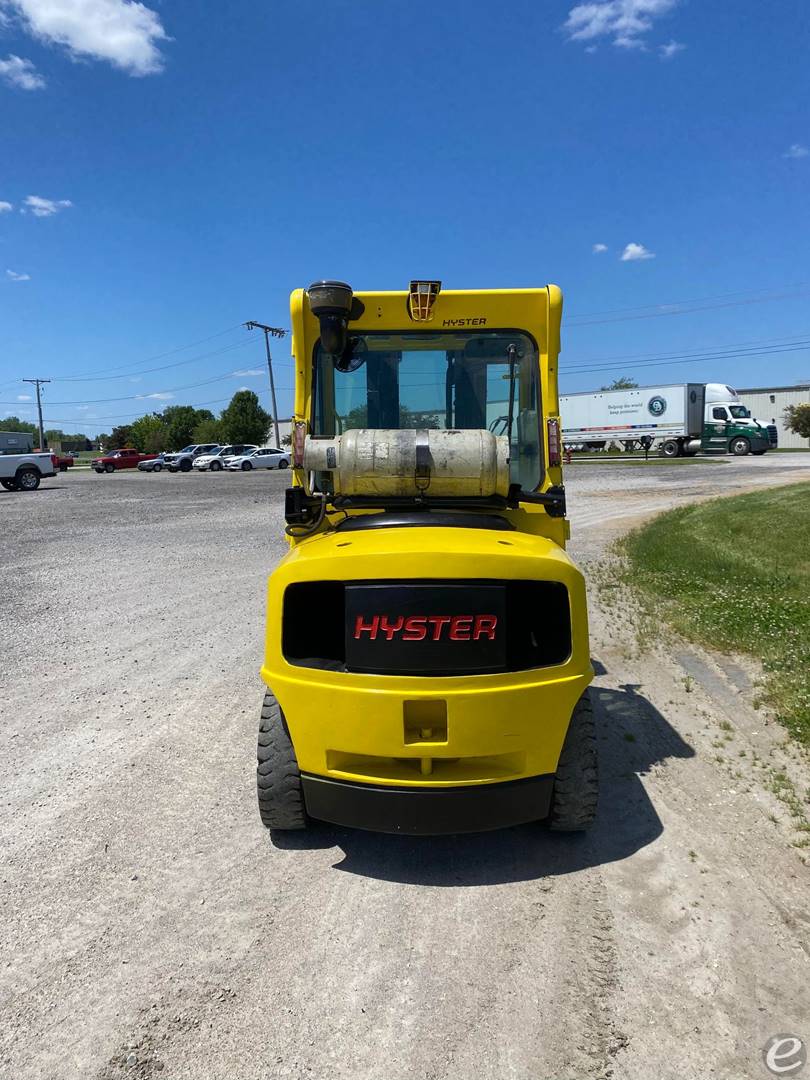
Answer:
[0,0,808,436]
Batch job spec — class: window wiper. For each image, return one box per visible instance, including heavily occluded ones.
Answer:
[505,343,518,446]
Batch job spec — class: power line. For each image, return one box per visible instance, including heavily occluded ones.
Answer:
[566,282,810,326]
[561,328,810,367]
[52,324,247,381]
[41,391,281,427]
[562,340,810,376]
[0,368,295,407]
[52,337,257,383]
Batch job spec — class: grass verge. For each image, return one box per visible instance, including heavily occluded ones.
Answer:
[619,482,810,747]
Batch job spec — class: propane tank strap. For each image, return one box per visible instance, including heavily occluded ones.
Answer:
[414,430,431,491]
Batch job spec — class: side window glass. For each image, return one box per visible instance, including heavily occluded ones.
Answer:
[712,407,727,421]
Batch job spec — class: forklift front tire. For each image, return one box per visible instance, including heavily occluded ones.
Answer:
[549,689,598,831]
[257,692,308,831]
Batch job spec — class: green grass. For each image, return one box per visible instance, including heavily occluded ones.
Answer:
[620,482,810,747]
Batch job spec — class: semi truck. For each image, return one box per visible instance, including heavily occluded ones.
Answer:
[560,382,777,457]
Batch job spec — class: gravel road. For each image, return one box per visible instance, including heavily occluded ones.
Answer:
[2,457,809,1080]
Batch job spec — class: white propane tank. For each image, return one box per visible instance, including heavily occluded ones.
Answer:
[302,428,511,498]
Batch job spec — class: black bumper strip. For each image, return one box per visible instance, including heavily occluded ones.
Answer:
[301,773,555,835]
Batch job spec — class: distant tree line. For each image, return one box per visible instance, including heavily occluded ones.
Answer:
[3,390,272,452]
[0,417,91,449]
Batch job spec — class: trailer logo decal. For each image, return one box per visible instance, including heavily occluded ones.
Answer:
[648,395,667,417]
[353,614,498,642]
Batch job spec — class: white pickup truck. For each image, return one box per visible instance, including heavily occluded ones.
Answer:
[0,450,58,491]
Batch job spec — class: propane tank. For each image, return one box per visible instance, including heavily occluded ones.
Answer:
[302,428,510,498]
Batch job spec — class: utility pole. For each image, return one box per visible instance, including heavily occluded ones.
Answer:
[22,378,50,450]
[245,322,287,447]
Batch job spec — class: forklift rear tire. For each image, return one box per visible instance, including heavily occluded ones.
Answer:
[549,690,598,831]
[257,691,308,830]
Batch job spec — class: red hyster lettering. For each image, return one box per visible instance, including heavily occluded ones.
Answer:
[353,614,498,642]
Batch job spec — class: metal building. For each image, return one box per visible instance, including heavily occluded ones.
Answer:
[735,383,810,449]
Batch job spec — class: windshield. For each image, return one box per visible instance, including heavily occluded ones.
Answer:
[313,330,542,490]
[179,445,196,454]
[729,405,750,419]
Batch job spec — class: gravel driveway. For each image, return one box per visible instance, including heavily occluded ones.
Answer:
[2,457,809,1080]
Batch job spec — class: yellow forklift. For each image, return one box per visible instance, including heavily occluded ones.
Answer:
[257,280,596,834]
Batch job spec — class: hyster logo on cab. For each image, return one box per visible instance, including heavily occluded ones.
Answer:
[442,317,487,327]
[354,614,498,642]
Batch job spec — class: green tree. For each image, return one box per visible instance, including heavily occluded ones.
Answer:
[162,406,215,450]
[1,416,38,438]
[192,417,224,444]
[784,403,810,440]
[600,377,639,391]
[220,391,271,445]
[341,403,438,430]
[129,413,168,452]
[108,425,134,448]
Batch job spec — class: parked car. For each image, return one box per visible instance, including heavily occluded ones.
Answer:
[227,446,290,471]
[138,454,166,472]
[192,444,258,471]
[0,450,57,491]
[91,448,158,474]
[35,448,74,472]
[162,444,220,473]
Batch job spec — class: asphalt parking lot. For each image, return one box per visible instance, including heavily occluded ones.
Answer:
[2,456,809,1080]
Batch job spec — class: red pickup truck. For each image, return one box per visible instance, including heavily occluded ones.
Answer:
[35,449,74,472]
[92,448,157,474]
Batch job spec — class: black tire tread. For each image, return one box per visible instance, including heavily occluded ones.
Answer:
[256,692,307,830]
[549,689,598,831]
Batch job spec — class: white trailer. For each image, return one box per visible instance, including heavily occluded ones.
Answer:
[560,383,776,457]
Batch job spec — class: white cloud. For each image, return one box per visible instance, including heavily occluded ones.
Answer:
[0,53,45,88]
[592,242,608,254]
[2,0,168,76]
[232,368,264,377]
[76,404,89,409]
[620,242,655,261]
[659,39,685,59]
[22,194,72,217]
[563,0,679,50]
[6,268,31,280]
[783,143,808,159]
[17,393,32,400]
[0,201,13,212]
[237,385,251,392]
[128,376,142,383]
[136,391,174,400]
